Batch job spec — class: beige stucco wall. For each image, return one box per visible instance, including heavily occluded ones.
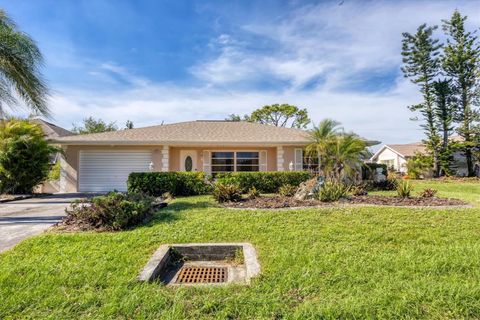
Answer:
[60,144,306,192]
[60,145,164,192]
[282,146,305,171]
[170,146,277,172]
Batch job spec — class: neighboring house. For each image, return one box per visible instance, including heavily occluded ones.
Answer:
[370,143,426,173]
[31,118,75,141]
[31,118,76,193]
[370,140,473,176]
[53,121,312,192]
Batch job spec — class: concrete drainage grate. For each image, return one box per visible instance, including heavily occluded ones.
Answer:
[176,266,227,284]
[138,243,261,286]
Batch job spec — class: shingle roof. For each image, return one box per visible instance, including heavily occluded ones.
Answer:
[386,143,426,157]
[31,118,75,139]
[53,120,310,145]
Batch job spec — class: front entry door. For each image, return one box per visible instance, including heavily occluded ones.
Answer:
[180,150,198,172]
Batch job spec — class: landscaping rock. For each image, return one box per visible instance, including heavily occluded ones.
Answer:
[293,177,323,201]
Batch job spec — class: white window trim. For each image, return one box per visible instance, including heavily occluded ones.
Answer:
[294,148,303,171]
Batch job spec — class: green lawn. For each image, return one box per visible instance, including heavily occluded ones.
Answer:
[1,181,480,319]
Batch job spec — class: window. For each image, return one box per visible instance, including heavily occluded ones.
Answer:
[211,151,260,174]
[236,152,259,172]
[184,156,193,171]
[380,159,395,170]
[211,152,234,174]
[303,154,319,173]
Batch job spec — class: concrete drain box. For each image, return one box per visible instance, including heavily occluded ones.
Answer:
[138,243,260,286]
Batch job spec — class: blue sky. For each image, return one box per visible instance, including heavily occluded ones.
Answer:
[2,0,479,144]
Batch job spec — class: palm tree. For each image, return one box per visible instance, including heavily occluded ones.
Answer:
[0,10,49,117]
[305,119,342,171]
[306,119,368,181]
[329,133,368,181]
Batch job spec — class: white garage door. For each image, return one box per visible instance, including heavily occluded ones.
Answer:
[79,151,152,192]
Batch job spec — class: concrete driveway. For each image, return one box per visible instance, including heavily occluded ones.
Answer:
[0,194,85,253]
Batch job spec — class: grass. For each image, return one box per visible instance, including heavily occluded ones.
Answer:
[1,181,480,319]
[371,179,480,207]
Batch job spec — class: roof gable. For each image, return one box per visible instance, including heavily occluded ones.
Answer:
[370,143,426,161]
[31,119,75,139]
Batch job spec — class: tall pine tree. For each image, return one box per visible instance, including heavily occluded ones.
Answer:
[401,24,442,177]
[442,10,480,176]
[433,79,456,175]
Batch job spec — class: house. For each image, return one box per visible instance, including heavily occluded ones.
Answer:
[31,118,76,193]
[369,143,426,173]
[370,140,472,176]
[31,118,75,140]
[53,121,311,192]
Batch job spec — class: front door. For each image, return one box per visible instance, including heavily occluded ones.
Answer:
[180,150,197,172]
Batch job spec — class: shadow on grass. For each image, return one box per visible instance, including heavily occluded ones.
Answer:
[167,200,217,212]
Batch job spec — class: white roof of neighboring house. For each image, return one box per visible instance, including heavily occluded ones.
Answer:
[370,143,426,161]
[53,120,312,145]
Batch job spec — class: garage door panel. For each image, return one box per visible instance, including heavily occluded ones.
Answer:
[79,151,152,192]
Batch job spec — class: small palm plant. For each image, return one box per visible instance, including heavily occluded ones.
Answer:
[305,119,368,182]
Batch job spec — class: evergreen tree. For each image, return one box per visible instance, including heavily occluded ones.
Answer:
[401,24,443,177]
[442,10,480,176]
[433,79,456,175]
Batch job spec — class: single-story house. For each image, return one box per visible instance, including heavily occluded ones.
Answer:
[31,118,76,141]
[370,143,426,173]
[53,121,312,192]
[31,118,76,193]
[370,140,473,176]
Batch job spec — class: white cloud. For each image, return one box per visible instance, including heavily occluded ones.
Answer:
[46,0,479,145]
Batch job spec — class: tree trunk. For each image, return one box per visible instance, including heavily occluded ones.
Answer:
[466,145,474,177]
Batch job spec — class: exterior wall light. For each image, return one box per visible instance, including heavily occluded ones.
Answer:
[289,161,294,171]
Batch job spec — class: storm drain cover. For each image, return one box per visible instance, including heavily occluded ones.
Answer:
[176,267,228,284]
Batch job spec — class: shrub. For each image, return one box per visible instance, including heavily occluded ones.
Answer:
[47,161,61,181]
[362,163,388,180]
[316,181,350,202]
[351,184,368,196]
[213,183,242,203]
[63,192,156,231]
[396,180,413,198]
[215,171,311,193]
[278,184,297,197]
[420,188,438,198]
[246,186,260,200]
[406,153,433,179]
[0,119,59,194]
[367,177,398,191]
[127,172,212,196]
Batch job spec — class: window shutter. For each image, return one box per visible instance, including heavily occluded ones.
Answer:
[294,149,303,171]
[203,151,211,175]
[259,151,267,172]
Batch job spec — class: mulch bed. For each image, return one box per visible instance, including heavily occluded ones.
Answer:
[223,195,468,209]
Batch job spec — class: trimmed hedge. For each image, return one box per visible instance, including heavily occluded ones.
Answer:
[215,171,311,193]
[127,172,212,196]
